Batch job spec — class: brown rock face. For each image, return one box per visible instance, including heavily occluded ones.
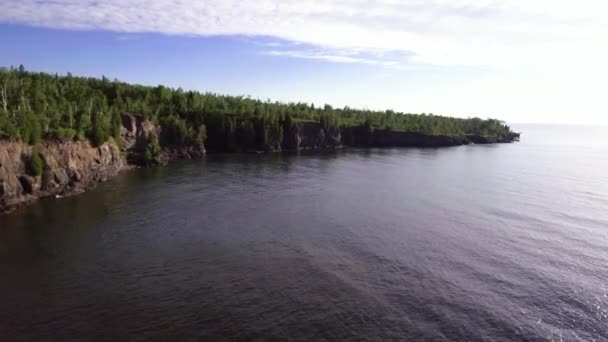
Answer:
[0,139,126,212]
[1,113,517,213]
[285,122,342,150]
[120,113,205,165]
[120,113,160,164]
[1,113,209,213]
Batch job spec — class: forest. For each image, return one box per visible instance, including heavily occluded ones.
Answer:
[0,66,515,151]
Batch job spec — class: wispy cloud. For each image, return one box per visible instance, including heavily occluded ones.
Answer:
[262,47,410,69]
[265,49,396,66]
[115,34,139,41]
[1,0,607,71]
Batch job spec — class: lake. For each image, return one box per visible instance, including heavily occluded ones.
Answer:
[1,124,607,341]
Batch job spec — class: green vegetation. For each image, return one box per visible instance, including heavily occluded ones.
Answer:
[143,135,161,165]
[27,151,44,177]
[0,66,515,151]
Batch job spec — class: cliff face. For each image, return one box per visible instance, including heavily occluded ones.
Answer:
[204,120,519,153]
[0,139,125,211]
[466,133,521,144]
[341,127,519,148]
[121,113,205,165]
[283,122,342,150]
[0,113,207,212]
[120,112,157,164]
[204,121,342,153]
[371,130,471,147]
[1,114,518,213]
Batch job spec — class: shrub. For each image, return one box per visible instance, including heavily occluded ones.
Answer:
[111,110,122,139]
[195,124,207,144]
[114,136,125,150]
[143,136,161,165]
[50,127,77,141]
[90,121,108,147]
[27,151,44,177]
[76,130,86,141]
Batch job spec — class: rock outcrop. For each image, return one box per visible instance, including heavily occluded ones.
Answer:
[283,122,342,150]
[120,112,158,164]
[341,127,519,148]
[0,139,125,212]
[466,132,521,144]
[370,130,471,147]
[284,122,342,150]
[121,113,205,165]
[0,113,208,213]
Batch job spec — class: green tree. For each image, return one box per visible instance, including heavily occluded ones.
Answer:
[27,151,44,177]
[0,66,517,149]
[143,135,161,165]
[111,109,122,139]
[90,113,108,147]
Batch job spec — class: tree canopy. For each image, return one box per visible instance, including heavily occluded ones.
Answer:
[0,66,515,150]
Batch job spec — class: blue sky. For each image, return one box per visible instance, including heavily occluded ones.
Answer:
[1,1,607,124]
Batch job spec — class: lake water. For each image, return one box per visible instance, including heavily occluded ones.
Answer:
[1,124,607,341]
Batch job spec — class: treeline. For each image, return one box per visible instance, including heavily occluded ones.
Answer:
[0,66,515,150]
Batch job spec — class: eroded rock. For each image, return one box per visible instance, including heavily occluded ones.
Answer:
[0,139,126,212]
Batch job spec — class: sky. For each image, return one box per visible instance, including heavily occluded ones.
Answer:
[0,0,607,125]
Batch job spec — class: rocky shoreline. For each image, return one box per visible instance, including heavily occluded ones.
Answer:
[0,114,519,213]
[0,113,205,213]
[0,139,126,213]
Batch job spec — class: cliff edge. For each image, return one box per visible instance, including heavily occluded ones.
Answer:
[0,139,125,212]
[0,113,206,213]
[1,114,519,213]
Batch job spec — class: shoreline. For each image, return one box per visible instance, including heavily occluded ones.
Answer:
[1,134,518,215]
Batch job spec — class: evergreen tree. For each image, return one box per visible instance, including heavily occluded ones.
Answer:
[0,66,517,149]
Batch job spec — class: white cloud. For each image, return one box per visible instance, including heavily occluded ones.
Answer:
[263,48,403,68]
[1,0,607,123]
[1,0,607,71]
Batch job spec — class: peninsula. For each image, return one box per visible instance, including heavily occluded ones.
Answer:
[0,67,519,212]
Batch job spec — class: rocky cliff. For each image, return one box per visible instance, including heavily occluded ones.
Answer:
[121,113,205,165]
[0,114,518,213]
[203,121,341,153]
[0,139,125,212]
[284,122,342,150]
[342,127,519,148]
[0,113,207,213]
[369,130,471,147]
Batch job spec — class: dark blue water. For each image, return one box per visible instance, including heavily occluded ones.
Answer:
[1,124,607,341]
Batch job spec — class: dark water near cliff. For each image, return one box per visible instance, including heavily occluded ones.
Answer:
[1,124,607,341]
